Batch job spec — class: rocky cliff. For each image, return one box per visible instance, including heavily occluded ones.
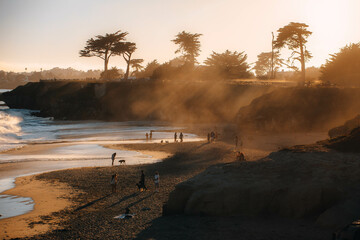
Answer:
[0,81,272,122]
[236,87,360,132]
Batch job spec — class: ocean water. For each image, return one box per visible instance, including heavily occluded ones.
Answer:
[0,95,201,219]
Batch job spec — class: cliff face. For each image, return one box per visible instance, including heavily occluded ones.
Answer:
[236,87,360,132]
[1,81,272,122]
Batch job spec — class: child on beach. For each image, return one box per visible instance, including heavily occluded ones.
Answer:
[110,174,118,193]
[154,171,160,192]
[179,132,183,142]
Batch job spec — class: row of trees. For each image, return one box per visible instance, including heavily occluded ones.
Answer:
[81,22,360,85]
[79,29,253,80]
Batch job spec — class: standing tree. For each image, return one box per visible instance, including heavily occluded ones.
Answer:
[320,43,360,86]
[130,59,144,77]
[172,31,202,65]
[137,60,161,78]
[274,22,312,82]
[204,50,250,79]
[253,52,282,79]
[113,42,136,80]
[79,30,128,72]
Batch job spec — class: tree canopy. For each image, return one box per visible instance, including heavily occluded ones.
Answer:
[253,52,282,79]
[204,50,250,79]
[172,31,202,65]
[274,22,312,82]
[130,59,144,77]
[79,30,128,72]
[135,60,160,78]
[100,67,123,80]
[320,43,360,86]
[113,42,136,80]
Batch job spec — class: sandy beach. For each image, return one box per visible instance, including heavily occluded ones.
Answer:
[0,175,78,239]
[0,138,332,240]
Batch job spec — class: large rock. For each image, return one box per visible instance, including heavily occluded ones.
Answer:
[165,147,360,228]
[328,115,360,138]
[326,127,360,153]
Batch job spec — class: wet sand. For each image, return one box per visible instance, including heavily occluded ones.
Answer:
[0,175,77,239]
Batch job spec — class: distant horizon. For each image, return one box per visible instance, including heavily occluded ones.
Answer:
[0,64,321,75]
[1,0,359,73]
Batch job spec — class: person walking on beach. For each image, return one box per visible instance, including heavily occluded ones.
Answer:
[154,171,160,192]
[174,132,177,142]
[111,152,116,166]
[110,174,118,193]
[146,132,149,141]
[150,131,153,140]
[136,170,147,191]
[179,132,183,142]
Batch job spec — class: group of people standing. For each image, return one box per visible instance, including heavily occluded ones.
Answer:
[145,130,153,141]
[174,132,184,142]
[111,170,160,194]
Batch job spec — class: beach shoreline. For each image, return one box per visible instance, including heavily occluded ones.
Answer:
[0,142,178,239]
[0,175,78,239]
[0,131,331,239]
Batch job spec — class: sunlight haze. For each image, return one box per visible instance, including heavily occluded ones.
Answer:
[0,0,359,72]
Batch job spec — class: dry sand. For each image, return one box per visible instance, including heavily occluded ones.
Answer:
[0,131,330,239]
[0,175,78,239]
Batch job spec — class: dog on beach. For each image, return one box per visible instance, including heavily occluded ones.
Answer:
[118,159,126,165]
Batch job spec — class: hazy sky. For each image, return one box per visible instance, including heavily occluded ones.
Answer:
[1,0,359,72]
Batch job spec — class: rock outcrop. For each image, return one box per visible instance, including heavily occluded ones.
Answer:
[165,146,360,229]
[328,115,360,138]
[236,87,360,132]
[325,127,360,153]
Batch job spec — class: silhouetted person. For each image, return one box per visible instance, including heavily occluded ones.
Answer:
[150,131,153,140]
[110,174,118,193]
[236,151,245,161]
[154,171,160,192]
[136,170,147,191]
[111,152,116,166]
[125,207,130,214]
[179,132,183,142]
[174,132,177,142]
[146,132,149,141]
[207,133,210,143]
